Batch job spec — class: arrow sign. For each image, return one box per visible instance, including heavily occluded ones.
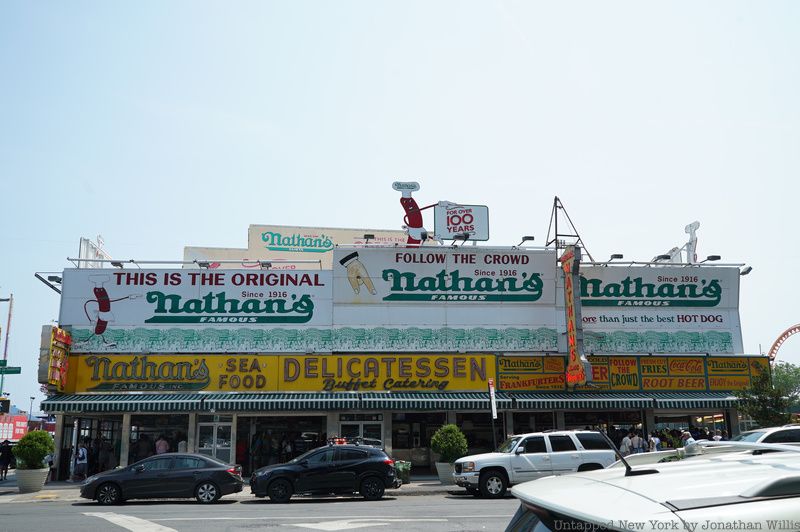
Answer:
[0,367,21,375]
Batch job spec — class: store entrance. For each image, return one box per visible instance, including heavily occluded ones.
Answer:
[339,413,383,445]
[197,416,233,464]
[236,416,326,477]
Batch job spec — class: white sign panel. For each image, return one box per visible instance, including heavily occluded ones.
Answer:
[184,225,413,270]
[579,266,743,354]
[59,268,332,353]
[434,204,489,241]
[332,247,559,352]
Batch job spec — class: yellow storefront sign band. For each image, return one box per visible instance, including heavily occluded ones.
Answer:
[64,353,769,394]
[65,353,495,393]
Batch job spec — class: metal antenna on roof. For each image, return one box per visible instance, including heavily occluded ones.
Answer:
[545,197,595,262]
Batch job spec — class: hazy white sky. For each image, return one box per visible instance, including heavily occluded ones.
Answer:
[1,1,799,411]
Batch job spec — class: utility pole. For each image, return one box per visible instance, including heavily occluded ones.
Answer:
[0,294,13,396]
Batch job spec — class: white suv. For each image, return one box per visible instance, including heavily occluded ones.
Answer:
[453,430,616,498]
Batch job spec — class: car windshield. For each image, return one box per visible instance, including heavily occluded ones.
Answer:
[497,437,523,453]
[731,430,767,442]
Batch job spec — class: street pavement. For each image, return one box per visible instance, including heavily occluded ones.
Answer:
[0,471,520,532]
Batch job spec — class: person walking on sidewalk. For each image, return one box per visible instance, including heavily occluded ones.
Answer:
[0,440,12,481]
[74,441,88,481]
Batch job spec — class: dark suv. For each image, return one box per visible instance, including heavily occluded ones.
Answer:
[250,444,401,502]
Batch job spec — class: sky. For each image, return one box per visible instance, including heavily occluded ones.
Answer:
[1,1,799,414]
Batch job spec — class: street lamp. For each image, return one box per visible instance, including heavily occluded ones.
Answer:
[28,396,34,422]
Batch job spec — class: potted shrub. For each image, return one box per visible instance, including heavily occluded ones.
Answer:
[12,430,54,493]
[430,424,468,485]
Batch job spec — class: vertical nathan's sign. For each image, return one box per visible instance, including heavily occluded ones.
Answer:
[48,327,71,392]
[561,246,587,387]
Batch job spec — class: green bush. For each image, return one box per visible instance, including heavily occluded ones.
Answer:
[430,424,468,464]
[12,430,55,470]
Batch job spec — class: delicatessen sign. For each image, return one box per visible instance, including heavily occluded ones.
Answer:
[64,353,496,393]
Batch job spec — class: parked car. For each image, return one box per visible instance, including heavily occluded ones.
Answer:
[731,424,800,445]
[80,453,243,505]
[250,443,401,502]
[506,441,800,531]
[453,430,616,499]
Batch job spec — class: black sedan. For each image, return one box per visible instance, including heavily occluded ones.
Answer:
[80,453,243,505]
[250,444,401,502]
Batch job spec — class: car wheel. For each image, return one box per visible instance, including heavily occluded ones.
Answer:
[479,470,507,499]
[268,479,293,503]
[360,477,385,501]
[195,481,221,504]
[96,483,122,505]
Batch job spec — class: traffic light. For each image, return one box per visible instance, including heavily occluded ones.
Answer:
[0,398,9,414]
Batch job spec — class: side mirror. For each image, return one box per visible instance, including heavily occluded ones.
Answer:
[299,460,308,467]
[515,447,524,455]
[134,465,145,473]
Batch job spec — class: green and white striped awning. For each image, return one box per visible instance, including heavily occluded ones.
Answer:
[41,394,201,413]
[508,393,654,409]
[651,392,739,409]
[202,393,360,411]
[360,392,511,410]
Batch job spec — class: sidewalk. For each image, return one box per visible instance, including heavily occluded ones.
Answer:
[0,471,459,504]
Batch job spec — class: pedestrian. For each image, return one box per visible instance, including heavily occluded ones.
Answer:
[630,432,643,454]
[619,431,633,457]
[155,435,169,455]
[44,452,56,483]
[0,440,13,481]
[74,441,88,481]
[649,432,661,452]
[712,430,723,441]
[135,434,152,461]
[680,431,696,446]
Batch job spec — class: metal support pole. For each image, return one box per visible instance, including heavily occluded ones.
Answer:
[0,294,13,396]
[490,414,497,451]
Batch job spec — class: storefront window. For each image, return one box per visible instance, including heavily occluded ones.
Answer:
[236,416,326,476]
[564,411,643,450]
[129,414,189,464]
[60,415,122,480]
[654,413,728,447]
[512,412,555,434]
[456,413,505,453]
[391,413,445,449]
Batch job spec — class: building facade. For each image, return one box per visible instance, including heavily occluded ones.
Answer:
[42,245,765,478]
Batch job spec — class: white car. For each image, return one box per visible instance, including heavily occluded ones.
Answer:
[731,424,800,445]
[506,441,800,531]
[453,430,616,498]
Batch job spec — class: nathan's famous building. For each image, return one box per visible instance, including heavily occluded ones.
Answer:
[40,224,764,479]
